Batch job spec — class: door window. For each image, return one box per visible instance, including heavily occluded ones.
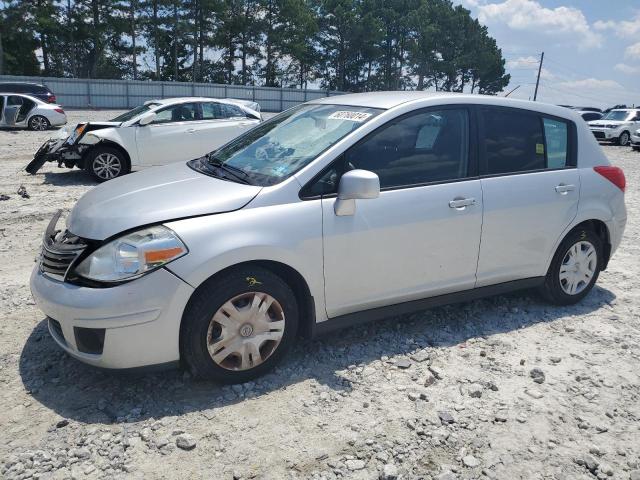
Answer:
[201,102,224,120]
[151,103,199,124]
[343,108,469,189]
[7,95,24,106]
[543,118,568,169]
[481,108,545,175]
[222,104,247,119]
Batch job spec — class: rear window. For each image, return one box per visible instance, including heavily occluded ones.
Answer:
[0,83,47,94]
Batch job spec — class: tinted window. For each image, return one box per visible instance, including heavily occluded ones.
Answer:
[481,108,545,175]
[582,112,601,121]
[7,95,24,106]
[152,103,199,124]
[543,118,568,169]
[222,104,246,118]
[344,109,469,189]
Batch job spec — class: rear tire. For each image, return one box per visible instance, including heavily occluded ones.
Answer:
[28,115,50,131]
[180,266,299,383]
[86,146,129,182]
[539,228,602,305]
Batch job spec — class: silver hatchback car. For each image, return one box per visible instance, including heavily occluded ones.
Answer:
[30,92,627,383]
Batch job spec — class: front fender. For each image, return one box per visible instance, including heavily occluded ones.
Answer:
[164,200,327,322]
[79,127,137,164]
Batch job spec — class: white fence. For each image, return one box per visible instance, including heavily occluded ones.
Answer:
[0,75,347,112]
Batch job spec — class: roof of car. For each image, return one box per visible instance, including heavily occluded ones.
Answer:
[148,97,249,105]
[0,92,43,103]
[308,91,579,118]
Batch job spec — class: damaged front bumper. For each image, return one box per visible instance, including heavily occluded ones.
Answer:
[26,133,88,175]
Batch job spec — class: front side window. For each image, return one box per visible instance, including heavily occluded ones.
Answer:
[201,102,224,120]
[344,108,469,189]
[194,104,382,186]
[222,104,246,119]
[481,108,545,175]
[152,103,199,124]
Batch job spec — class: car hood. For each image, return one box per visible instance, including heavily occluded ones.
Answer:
[67,162,262,240]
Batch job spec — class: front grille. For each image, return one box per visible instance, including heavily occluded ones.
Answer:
[593,131,605,139]
[40,211,87,281]
[48,318,66,344]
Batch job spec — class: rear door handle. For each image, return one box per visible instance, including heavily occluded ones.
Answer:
[555,184,575,194]
[186,128,196,134]
[449,197,476,209]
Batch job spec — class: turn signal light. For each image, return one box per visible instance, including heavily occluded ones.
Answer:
[594,166,625,192]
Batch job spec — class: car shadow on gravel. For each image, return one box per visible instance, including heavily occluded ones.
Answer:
[42,170,97,187]
[19,285,615,425]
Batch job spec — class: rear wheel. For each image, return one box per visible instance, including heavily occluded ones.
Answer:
[28,115,50,131]
[539,228,602,305]
[86,146,129,182]
[180,266,299,383]
[618,131,630,146]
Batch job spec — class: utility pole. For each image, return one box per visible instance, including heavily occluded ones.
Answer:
[533,51,544,101]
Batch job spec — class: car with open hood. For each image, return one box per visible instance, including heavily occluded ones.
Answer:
[26,97,261,181]
[30,92,626,383]
[588,108,640,146]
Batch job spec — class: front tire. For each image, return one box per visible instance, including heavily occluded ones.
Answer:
[618,131,630,146]
[539,228,602,305]
[86,146,129,182]
[28,115,50,131]
[180,266,299,383]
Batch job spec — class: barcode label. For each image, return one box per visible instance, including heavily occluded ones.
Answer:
[327,111,372,122]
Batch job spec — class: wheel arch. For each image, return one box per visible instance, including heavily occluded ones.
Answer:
[550,218,611,273]
[179,260,316,343]
[80,140,132,172]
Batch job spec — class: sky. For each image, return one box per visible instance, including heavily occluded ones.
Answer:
[459,0,640,108]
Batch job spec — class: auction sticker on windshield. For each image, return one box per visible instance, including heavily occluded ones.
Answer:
[328,111,373,122]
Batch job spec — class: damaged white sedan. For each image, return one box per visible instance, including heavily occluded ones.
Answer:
[26,97,261,181]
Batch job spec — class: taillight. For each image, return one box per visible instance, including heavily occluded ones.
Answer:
[48,95,57,103]
[54,108,64,114]
[594,166,625,192]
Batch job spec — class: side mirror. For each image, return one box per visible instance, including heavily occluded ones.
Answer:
[334,169,380,216]
[138,112,156,126]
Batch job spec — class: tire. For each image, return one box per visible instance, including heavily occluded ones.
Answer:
[180,266,299,383]
[618,131,630,146]
[86,146,129,182]
[28,115,50,131]
[539,228,602,305]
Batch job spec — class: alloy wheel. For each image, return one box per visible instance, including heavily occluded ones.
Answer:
[619,132,630,146]
[206,292,285,371]
[92,153,122,180]
[30,116,49,131]
[559,241,597,295]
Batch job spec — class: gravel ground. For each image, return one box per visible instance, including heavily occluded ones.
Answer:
[0,110,639,480]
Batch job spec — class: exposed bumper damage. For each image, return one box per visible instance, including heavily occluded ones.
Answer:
[25,122,115,175]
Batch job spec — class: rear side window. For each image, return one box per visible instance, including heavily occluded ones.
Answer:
[543,118,568,168]
[481,108,545,175]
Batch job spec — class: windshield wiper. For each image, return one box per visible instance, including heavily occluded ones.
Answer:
[205,153,251,184]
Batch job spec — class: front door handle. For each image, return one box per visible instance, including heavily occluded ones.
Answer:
[449,197,476,209]
[555,183,575,194]
[186,128,196,134]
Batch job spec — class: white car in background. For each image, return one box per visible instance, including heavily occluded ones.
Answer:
[0,93,67,130]
[631,128,640,151]
[26,97,262,181]
[588,108,640,146]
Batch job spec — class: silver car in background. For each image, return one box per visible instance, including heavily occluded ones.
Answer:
[30,92,627,383]
[0,93,66,130]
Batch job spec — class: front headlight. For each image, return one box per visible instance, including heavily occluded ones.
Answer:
[74,225,187,283]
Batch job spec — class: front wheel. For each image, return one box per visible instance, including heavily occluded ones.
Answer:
[86,146,129,182]
[618,131,630,146]
[28,115,51,131]
[180,266,299,383]
[539,228,602,305]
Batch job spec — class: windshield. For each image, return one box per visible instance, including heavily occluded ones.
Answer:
[109,103,160,122]
[194,104,382,186]
[602,110,632,121]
